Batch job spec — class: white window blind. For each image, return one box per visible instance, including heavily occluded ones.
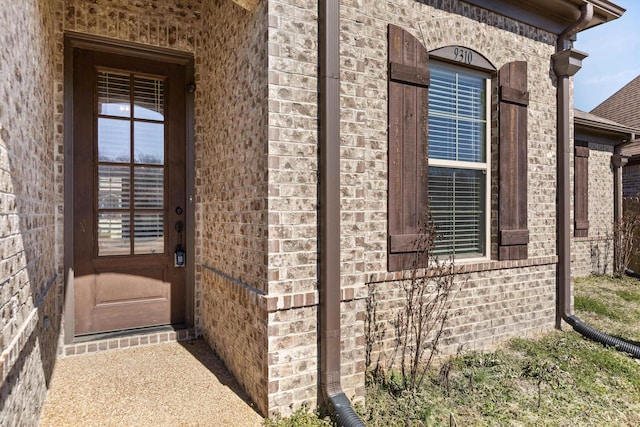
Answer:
[428,63,489,257]
[429,167,486,256]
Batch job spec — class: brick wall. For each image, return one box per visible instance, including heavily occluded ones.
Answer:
[573,143,615,277]
[197,0,268,293]
[623,162,640,198]
[0,0,60,424]
[347,0,561,396]
[262,0,566,416]
[265,0,319,416]
[367,263,557,368]
[59,0,201,50]
[197,0,270,415]
[202,267,269,414]
[265,0,367,415]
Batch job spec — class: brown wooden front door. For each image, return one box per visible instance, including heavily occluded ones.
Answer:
[72,47,187,336]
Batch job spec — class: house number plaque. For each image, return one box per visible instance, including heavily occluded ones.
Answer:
[429,45,496,72]
[453,47,473,64]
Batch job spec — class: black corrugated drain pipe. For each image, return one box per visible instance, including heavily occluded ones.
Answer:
[554,3,640,359]
[566,315,640,358]
[318,1,366,426]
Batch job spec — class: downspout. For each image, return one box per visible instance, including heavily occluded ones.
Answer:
[318,1,366,426]
[553,4,640,358]
[553,2,592,329]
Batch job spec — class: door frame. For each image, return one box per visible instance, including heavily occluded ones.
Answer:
[63,32,196,343]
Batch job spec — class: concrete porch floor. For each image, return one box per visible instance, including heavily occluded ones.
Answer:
[40,339,264,426]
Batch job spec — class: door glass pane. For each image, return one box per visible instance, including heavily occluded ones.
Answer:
[98,72,130,118]
[134,122,164,164]
[98,213,131,256]
[98,165,130,209]
[134,214,164,254]
[134,77,164,120]
[96,71,168,258]
[98,118,130,163]
[134,167,163,209]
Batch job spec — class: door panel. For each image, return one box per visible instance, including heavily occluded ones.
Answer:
[73,47,186,336]
[94,268,168,304]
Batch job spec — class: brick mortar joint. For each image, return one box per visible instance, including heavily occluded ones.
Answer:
[367,256,559,284]
[203,263,366,313]
[574,236,613,243]
[265,289,366,314]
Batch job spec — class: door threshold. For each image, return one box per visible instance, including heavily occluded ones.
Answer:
[73,324,187,343]
[60,325,198,358]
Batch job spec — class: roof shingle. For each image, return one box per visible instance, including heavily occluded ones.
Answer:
[591,75,640,129]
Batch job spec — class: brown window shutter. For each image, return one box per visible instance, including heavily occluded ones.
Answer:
[574,144,589,237]
[388,24,430,271]
[498,61,529,260]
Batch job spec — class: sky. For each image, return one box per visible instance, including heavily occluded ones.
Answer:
[573,0,640,112]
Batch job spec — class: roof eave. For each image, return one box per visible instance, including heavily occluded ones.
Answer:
[575,117,639,137]
[463,0,624,34]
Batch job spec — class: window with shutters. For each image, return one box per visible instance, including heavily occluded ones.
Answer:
[428,62,491,258]
[387,24,529,271]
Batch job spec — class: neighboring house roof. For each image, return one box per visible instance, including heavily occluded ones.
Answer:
[591,75,640,129]
[588,75,640,157]
[574,108,640,148]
